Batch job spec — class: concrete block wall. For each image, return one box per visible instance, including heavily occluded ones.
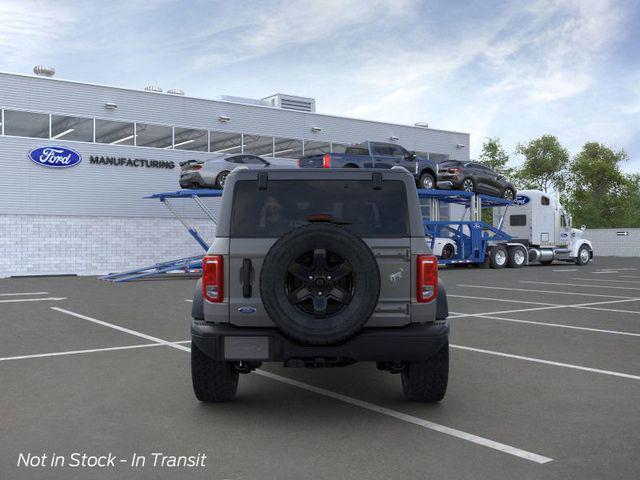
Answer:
[0,215,216,278]
[583,228,640,257]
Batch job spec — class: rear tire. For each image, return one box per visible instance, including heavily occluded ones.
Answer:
[441,243,455,259]
[490,245,508,269]
[215,170,230,189]
[462,178,475,192]
[401,343,449,402]
[191,342,239,402]
[507,246,526,268]
[419,172,435,190]
[502,187,515,201]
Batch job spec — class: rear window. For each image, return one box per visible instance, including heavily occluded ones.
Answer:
[345,146,369,156]
[510,214,527,226]
[230,180,409,237]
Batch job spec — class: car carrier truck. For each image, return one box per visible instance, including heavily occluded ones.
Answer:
[494,189,593,266]
[421,188,593,268]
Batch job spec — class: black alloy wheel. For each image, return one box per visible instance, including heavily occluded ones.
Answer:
[462,178,475,192]
[503,188,515,200]
[286,249,354,318]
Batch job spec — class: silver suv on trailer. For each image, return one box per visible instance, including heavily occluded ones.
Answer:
[190,168,450,402]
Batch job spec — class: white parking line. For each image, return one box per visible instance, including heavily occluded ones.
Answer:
[450,345,640,380]
[255,369,552,464]
[51,307,191,352]
[447,295,560,307]
[450,312,640,337]
[0,292,49,296]
[521,281,640,292]
[450,298,640,318]
[0,341,191,362]
[456,284,636,299]
[185,299,193,303]
[0,297,67,304]
[552,269,578,272]
[573,278,640,284]
[48,307,553,464]
[621,275,640,279]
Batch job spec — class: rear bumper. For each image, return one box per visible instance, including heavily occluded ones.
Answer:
[192,321,449,364]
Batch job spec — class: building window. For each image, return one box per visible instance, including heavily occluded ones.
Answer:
[51,115,93,142]
[95,119,135,145]
[173,127,208,151]
[243,135,274,156]
[303,140,331,156]
[135,123,172,149]
[210,131,242,154]
[3,110,49,138]
[274,137,303,158]
[331,143,348,154]
[541,196,550,206]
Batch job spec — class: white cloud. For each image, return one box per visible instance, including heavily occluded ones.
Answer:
[0,0,74,68]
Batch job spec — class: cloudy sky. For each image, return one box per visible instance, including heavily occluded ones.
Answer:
[1,0,638,171]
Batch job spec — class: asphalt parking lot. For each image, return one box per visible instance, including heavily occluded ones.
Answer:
[1,257,639,479]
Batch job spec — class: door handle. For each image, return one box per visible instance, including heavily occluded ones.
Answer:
[240,259,252,298]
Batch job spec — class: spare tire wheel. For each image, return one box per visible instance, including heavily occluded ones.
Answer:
[260,223,380,345]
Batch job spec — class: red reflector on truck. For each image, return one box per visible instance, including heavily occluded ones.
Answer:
[417,255,438,302]
[322,153,331,168]
[202,255,223,303]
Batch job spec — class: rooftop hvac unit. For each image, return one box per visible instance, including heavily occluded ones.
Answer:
[144,85,163,93]
[167,88,185,96]
[33,65,55,77]
[219,95,270,107]
[262,94,316,112]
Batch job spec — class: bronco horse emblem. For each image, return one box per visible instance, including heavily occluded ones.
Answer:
[389,268,404,284]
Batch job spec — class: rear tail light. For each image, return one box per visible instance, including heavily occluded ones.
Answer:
[447,167,461,173]
[322,153,331,168]
[297,159,301,167]
[417,255,438,302]
[202,255,223,302]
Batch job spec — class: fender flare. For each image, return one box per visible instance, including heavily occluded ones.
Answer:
[571,239,593,258]
[436,278,448,320]
[191,278,204,320]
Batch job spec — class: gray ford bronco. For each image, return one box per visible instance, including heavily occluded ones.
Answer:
[190,168,449,402]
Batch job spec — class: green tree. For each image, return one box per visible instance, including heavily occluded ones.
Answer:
[515,135,569,192]
[478,137,514,177]
[566,142,633,228]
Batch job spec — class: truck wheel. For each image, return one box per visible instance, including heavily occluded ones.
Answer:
[576,245,591,265]
[215,171,230,189]
[507,246,526,268]
[401,343,449,402]
[191,342,239,402]
[419,172,435,190]
[502,188,515,200]
[489,245,508,269]
[260,223,380,345]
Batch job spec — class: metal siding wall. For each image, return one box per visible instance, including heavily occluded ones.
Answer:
[0,72,469,160]
[0,136,218,218]
[583,229,640,257]
[0,72,470,221]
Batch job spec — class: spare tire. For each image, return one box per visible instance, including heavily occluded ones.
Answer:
[260,223,380,345]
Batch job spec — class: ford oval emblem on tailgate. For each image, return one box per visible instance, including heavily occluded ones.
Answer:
[28,146,82,168]
[238,306,257,314]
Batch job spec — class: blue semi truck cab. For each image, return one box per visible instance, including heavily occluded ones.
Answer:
[298,141,439,190]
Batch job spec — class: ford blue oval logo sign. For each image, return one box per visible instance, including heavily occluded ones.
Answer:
[514,195,530,206]
[238,306,257,314]
[28,146,82,168]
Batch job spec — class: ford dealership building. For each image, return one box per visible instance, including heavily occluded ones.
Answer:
[0,70,470,277]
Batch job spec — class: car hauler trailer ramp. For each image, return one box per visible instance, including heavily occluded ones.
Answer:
[418,189,514,267]
[100,189,222,282]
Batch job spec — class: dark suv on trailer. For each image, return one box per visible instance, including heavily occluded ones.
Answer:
[438,160,517,199]
[189,168,450,402]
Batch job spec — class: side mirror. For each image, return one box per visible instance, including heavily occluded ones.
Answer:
[581,225,586,231]
[405,150,416,160]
